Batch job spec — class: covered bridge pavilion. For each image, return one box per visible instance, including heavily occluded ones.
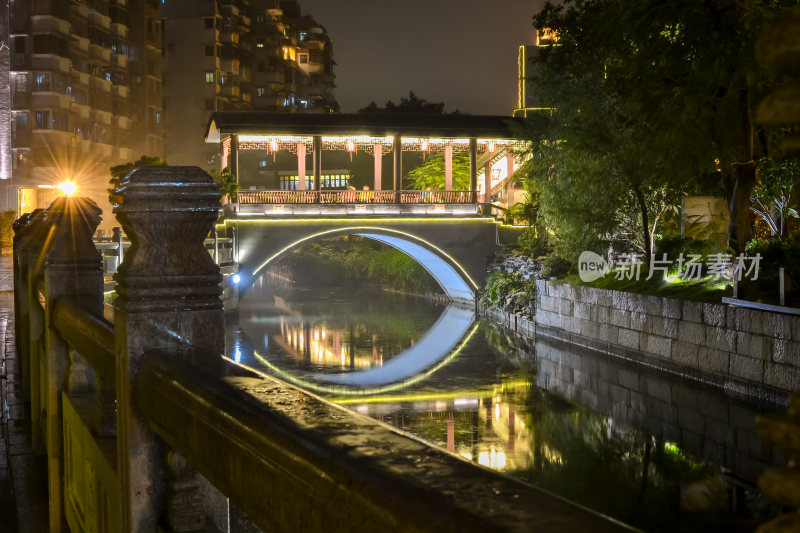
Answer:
[204,112,529,209]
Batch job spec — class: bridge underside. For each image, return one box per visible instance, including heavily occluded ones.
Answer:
[222,216,505,303]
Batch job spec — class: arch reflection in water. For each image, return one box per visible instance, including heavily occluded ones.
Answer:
[255,304,476,393]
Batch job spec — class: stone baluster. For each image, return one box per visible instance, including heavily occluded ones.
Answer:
[110,166,228,532]
[41,197,104,532]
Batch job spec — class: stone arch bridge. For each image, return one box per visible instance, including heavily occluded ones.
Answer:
[217,216,515,304]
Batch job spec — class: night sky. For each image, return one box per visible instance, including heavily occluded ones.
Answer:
[297,0,548,116]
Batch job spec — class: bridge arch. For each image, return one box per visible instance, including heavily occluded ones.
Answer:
[243,226,479,303]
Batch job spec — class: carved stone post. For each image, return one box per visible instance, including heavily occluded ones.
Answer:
[110,166,227,532]
[41,197,104,532]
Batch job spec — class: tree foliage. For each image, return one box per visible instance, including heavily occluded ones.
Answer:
[358,91,447,114]
[109,155,167,188]
[407,152,470,190]
[751,158,800,238]
[209,166,241,203]
[522,0,797,261]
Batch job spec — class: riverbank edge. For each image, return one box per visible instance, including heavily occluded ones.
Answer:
[479,279,798,407]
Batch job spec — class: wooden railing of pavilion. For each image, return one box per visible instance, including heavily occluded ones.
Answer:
[236,189,476,205]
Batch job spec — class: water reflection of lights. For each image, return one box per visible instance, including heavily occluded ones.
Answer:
[478,448,507,470]
[250,322,479,396]
[277,321,382,370]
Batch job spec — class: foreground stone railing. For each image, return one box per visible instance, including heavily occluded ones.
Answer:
[13,166,630,532]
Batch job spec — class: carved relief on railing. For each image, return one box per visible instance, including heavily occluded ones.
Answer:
[166,451,206,532]
[110,166,223,313]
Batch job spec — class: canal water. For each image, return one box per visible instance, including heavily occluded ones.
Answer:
[226,275,783,532]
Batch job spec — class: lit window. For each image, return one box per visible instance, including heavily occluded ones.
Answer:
[256,38,265,48]
[256,87,265,96]
[259,160,267,167]
[299,32,307,41]
[205,71,214,83]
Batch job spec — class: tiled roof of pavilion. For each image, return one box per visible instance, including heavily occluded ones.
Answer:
[205,112,526,142]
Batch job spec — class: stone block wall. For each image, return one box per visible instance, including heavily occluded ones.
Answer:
[534,280,800,396]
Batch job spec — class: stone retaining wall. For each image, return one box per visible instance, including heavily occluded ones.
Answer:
[534,280,800,396]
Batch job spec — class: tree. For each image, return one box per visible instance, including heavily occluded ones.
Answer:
[407,152,470,190]
[358,91,447,114]
[109,155,167,188]
[210,166,241,203]
[524,0,796,260]
[750,158,800,239]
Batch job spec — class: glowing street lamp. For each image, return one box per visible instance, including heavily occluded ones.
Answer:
[57,180,77,197]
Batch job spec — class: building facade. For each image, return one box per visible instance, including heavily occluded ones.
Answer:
[162,0,336,169]
[1,0,164,224]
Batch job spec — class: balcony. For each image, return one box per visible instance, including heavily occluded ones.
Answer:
[90,109,113,126]
[218,84,240,98]
[31,15,71,36]
[111,22,128,38]
[31,54,71,74]
[91,77,112,93]
[263,71,284,85]
[88,9,112,31]
[76,139,92,154]
[112,84,129,99]
[11,92,30,110]
[11,130,31,147]
[71,69,90,86]
[32,129,73,149]
[116,146,134,161]
[71,2,89,19]
[32,92,73,111]
[203,56,221,70]
[89,43,112,62]
[94,142,113,159]
[221,57,240,75]
[71,101,91,120]
[71,35,90,53]
[220,31,240,45]
[112,115,130,129]
[112,53,127,68]
[221,3,239,16]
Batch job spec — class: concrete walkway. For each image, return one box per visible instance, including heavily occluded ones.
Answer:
[0,255,49,532]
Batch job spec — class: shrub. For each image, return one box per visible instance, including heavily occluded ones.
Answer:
[540,256,571,278]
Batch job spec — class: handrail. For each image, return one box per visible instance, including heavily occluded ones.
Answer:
[136,351,631,533]
[237,189,478,205]
[52,297,116,383]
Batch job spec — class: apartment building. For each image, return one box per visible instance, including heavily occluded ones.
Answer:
[163,0,337,168]
[1,0,164,223]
